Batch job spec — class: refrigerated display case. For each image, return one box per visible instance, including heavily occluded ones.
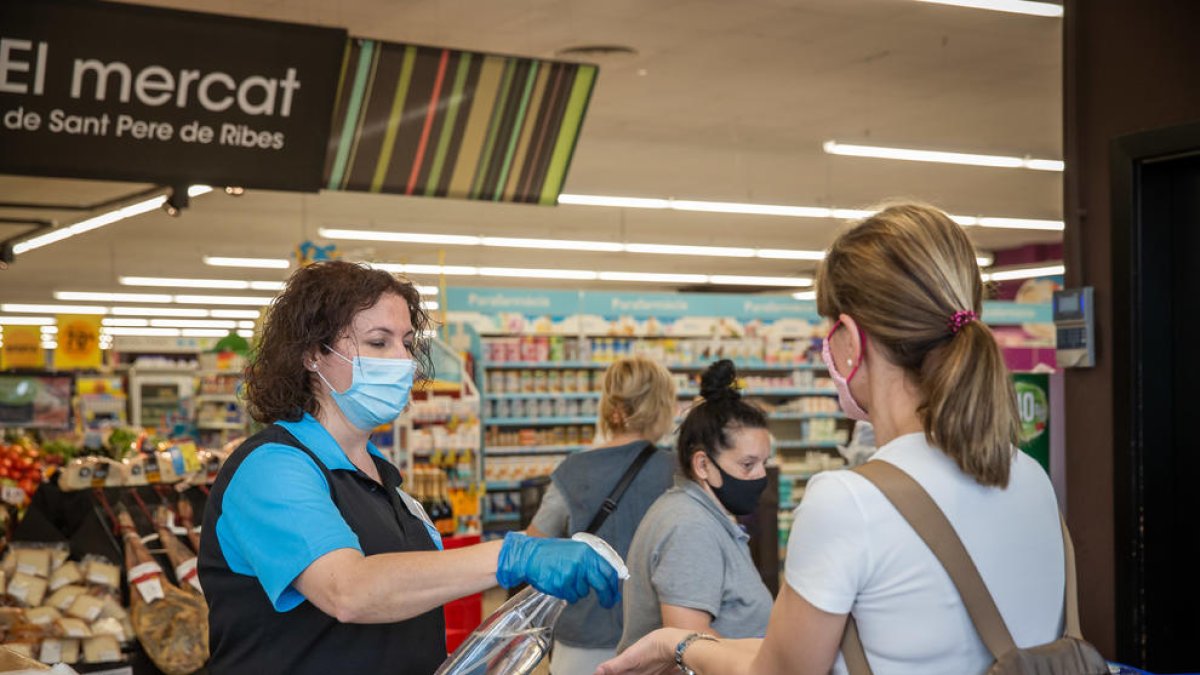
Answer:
[129,370,194,431]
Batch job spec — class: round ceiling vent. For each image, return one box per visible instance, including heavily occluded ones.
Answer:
[555,45,639,61]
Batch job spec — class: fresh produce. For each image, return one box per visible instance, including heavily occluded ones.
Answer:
[116,506,208,675]
[0,442,48,506]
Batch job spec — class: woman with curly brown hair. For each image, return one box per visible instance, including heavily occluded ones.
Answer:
[197,261,618,675]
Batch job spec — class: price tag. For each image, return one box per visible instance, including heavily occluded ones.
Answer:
[128,562,165,603]
[175,558,202,593]
[90,463,109,488]
[1,485,27,506]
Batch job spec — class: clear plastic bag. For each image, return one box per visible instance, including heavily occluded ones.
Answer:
[435,533,629,675]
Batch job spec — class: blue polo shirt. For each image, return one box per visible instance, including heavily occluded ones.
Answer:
[214,413,389,612]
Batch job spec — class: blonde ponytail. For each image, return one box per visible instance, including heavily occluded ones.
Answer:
[815,203,1020,487]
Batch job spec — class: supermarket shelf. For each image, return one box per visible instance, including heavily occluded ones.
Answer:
[195,394,239,403]
[779,471,821,481]
[482,361,606,370]
[668,362,825,372]
[679,388,839,398]
[486,444,585,455]
[773,440,842,450]
[485,417,595,427]
[486,480,532,491]
[484,512,521,523]
[196,370,242,376]
[485,392,601,400]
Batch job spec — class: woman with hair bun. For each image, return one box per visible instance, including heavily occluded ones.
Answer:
[600,204,1078,675]
[616,359,774,654]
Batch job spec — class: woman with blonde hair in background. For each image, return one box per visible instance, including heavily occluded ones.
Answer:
[599,203,1099,675]
[528,355,678,674]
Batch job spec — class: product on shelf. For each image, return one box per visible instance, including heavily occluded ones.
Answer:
[484,425,594,449]
[116,506,209,675]
[153,507,202,596]
[0,542,131,667]
[485,369,599,394]
[483,456,565,484]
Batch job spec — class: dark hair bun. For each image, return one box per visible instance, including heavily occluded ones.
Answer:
[699,359,740,404]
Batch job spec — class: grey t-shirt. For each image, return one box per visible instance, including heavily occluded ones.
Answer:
[528,442,676,649]
[618,476,774,653]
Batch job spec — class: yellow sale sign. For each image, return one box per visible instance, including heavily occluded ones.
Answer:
[1,326,46,369]
[56,315,103,369]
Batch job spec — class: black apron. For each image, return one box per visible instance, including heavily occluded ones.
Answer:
[198,424,446,675]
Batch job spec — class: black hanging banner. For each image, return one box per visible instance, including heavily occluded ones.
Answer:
[0,1,346,191]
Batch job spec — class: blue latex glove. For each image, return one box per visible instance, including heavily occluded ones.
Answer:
[496,532,620,607]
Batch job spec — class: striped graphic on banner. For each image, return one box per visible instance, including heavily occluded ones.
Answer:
[324,39,597,204]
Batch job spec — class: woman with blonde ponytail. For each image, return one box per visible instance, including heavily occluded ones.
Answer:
[599,204,1070,675]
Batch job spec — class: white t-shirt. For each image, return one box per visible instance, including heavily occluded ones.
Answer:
[785,433,1065,675]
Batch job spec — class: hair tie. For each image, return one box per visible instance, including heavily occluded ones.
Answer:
[948,310,978,335]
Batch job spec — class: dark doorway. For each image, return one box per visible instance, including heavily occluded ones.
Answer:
[1112,123,1200,672]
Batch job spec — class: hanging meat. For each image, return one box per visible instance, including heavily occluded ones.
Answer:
[116,506,209,675]
[176,498,202,554]
[154,507,203,596]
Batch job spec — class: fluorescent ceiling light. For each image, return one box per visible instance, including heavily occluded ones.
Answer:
[709,275,811,287]
[149,319,237,329]
[597,271,709,284]
[211,309,262,319]
[479,236,623,252]
[757,249,826,261]
[626,243,755,258]
[41,341,58,349]
[249,281,285,291]
[13,185,212,256]
[327,227,827,260]
[977,217,1065,231]
[39,326,58,334]
[237,330,255,338]
[915,0,1063,18]
[102,327,182,337]
[181,328,230,337]
[121,276,250,289]
[102,318,150,327]
[174,295,274,306]
[423,301,440,311]
[557,195,671,209]
[824,140,1064,171]
[1,303,108,315]
[792,291,817,301]
[13,196,166,255]
[111,306,209,317]
[371,263,480,276]
[559,193,1064,231]
[204,256,290,269]
[319,229,481,246]
[983,263,1065,282]
[0,316,55,326]
[478,267,599,281]
[54,291,172,303]
[237,321,256,329]
[417,286,439,296]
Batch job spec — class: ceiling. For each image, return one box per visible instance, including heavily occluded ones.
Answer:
[0,0,1063,303]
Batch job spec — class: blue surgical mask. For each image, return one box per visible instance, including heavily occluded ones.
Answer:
[315,345,415,431]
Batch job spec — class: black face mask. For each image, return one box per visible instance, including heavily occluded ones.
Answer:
[707,456,768,516]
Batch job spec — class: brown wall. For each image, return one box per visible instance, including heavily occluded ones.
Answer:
[1063,0,1200,657]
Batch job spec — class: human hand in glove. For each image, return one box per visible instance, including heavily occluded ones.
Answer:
[496,532,620,607]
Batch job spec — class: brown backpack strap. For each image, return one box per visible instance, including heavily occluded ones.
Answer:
[851,461,1019,660]
[1060,514,1084,640]
[840,616,873,675]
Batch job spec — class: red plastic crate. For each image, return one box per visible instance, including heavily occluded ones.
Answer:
[442,534,484,652]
